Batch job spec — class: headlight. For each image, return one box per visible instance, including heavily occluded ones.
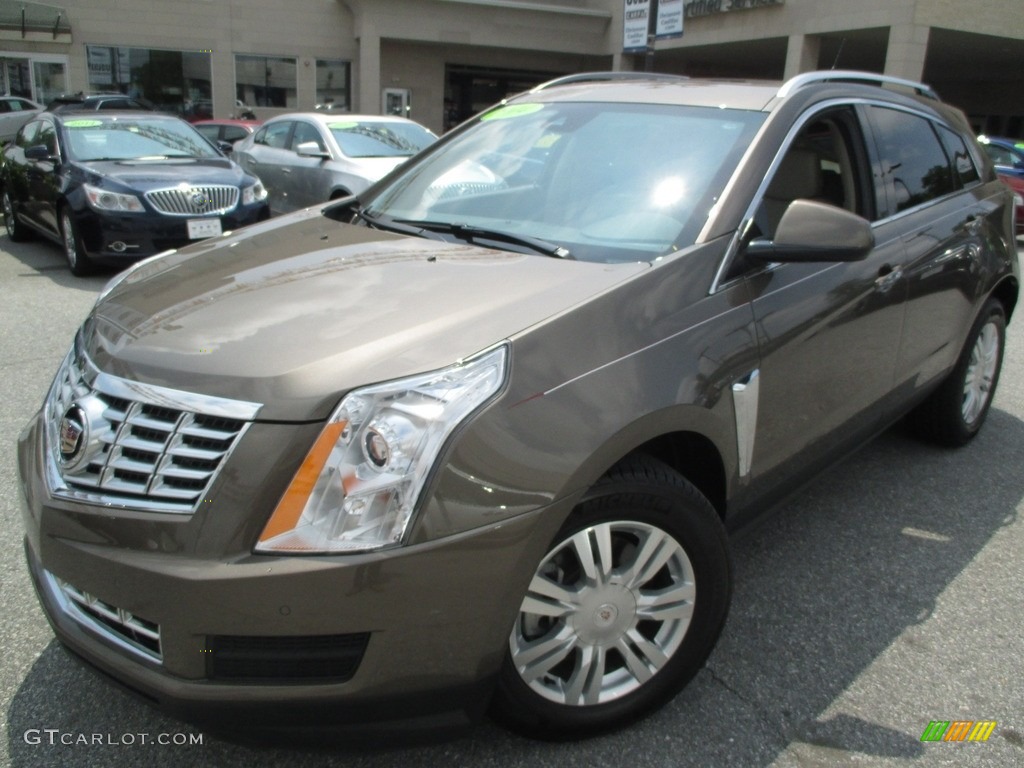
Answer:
[83,183,144,213]
[242,180,267,205]
[256,345,508,554]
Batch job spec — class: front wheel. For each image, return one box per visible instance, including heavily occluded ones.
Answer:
[60,207,93,276]
[908,298,1006,446]
[491,456,731,738]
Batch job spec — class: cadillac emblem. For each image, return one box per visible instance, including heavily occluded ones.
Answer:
[59,405,88,466]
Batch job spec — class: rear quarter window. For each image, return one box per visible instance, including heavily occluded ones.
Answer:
[865,106,957,215]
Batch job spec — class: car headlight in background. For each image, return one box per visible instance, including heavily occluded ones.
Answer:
[83,183,145,213]
[256,345,508,554]
[242,180,267,205]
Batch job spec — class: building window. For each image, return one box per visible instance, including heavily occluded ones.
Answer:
[315,60,350,112]
[86,46,212,119]
[235,55,297,109]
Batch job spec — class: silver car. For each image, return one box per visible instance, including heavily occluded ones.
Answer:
[233,112,436,214]
[0,95,43,144]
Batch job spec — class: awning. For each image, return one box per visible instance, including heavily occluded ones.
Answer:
[0,1,72,43]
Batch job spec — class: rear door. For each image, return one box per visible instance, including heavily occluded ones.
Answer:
[861,105,1004,391]
[237,121,294,212]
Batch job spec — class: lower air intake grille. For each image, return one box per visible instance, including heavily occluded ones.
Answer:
[207,633,370,683]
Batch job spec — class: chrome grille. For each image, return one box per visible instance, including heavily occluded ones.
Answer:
[145,184,239,216]
[47,571,162,663]
[45,338,260,513]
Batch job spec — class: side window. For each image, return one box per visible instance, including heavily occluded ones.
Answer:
[18,121,41,148]
[37,123,58,155]
[255,121,292,149]
[195,125,219,142]
[0,101,10,114]
[290,122,325,152]
[222,126,250,142]
[983,144,1014,166]
[865,106,955,215]
[754,107,871,240]
[938,127,980,188]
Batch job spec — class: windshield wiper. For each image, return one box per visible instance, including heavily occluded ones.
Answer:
[396,220,573,259]
[350,208,447,241]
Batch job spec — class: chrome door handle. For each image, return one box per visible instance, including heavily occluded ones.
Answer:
[875,265,903,292]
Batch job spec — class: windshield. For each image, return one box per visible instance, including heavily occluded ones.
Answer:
[361,101,764,263]
[329,120,436,158]
[63,117,223,161]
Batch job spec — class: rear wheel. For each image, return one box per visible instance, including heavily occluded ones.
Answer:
[908,298,1005,446]
[60,207,94,276]
[2,188,31,242]
[491,455,731,738]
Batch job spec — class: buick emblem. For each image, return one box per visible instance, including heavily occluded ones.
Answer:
[191,190,209,211]
[59,406,88,466]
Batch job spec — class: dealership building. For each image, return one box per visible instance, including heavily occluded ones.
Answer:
[2,0,1023,136]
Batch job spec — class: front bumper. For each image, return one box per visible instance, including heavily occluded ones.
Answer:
[17,411,569,728]
[72,202,271,262]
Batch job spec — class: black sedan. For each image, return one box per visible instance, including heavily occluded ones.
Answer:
[1,111,269,275]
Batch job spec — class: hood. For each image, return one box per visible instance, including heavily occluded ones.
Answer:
[79,158,250,190]
[87,209,647,421]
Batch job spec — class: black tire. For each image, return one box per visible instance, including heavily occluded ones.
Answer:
[908,298,1006,447]
[2,188,31,242]
[490,455,732,739]
[60,207,94,276]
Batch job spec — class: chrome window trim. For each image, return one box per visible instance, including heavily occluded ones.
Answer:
[708,96,974,296]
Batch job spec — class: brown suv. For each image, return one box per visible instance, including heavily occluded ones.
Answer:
[17,71,1019,739]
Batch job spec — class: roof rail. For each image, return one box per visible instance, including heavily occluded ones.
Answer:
[532,72,689,92]
[777,70,939,100]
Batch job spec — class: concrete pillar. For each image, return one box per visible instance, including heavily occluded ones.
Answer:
[884,24,930,82]
[784,34,821,80]
[357,26,381,114]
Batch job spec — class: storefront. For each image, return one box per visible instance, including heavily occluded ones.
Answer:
[1,0,1021,137]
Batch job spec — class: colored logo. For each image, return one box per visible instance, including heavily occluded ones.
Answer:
[58,406,87,464]
[920,720,997,742]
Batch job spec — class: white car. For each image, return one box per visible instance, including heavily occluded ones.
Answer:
[0,95,43,144]
[233,112,436,214]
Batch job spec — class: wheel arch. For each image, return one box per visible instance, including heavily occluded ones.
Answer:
[626,432,727,519]
[990,274,1019,322]
[562,414,731,524]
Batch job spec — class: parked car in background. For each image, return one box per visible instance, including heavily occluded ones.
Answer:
[192,119,261,153]
[0,95,43,144]
[46,92,156,113]
[233,112,436,213]
[16,71,1017,739]
[978,135,1024,233]
[1,111,269,275]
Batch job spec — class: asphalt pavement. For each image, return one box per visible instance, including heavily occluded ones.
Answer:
[1,234,1022,767]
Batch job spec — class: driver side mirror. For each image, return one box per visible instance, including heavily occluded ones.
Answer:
[295,141,329,159]
[745,199,874,263]
[25,144,56,162]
